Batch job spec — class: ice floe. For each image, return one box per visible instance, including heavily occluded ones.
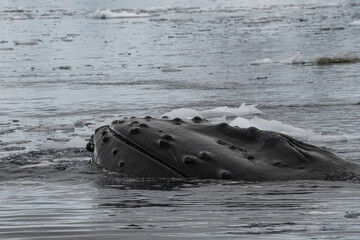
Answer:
[39,136,87,150]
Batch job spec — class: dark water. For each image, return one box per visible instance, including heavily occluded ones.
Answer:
[1,0,360,239]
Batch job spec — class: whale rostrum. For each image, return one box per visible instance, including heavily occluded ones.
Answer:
[87,117,360,181]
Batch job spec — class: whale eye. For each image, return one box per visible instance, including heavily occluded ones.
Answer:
[112,149,118,155]
[86,142,94,152]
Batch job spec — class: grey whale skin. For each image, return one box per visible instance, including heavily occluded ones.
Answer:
[87,117,360,181]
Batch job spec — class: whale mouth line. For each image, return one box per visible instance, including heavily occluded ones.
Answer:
[109,125,189,178]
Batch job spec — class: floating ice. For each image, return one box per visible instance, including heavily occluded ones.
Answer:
[39,140,63,150]
[314,52,359,65]
[39,136,87,150]
[161,104,262,119]
[92,118,113,129]
[250,58,276,65]
[349,20,360,26]
[90,9,150,19]
[61,136,87,149]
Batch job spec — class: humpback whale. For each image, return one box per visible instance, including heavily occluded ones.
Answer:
[87,117,360,181]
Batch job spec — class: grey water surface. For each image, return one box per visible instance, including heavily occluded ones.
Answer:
[1,0,360,239]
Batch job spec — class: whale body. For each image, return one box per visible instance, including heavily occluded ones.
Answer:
[87,117,360,181]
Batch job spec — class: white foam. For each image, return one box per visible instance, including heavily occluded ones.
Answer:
[349,20,360,26]
[250,52,304,65]
[161,104,262,119]
[201,104,263,118]
[162,108,200,119]
[229,116,360,144]
[230,116,315,138]
[90,9,150,19]
[280,52,304,64]
[19,161,56,169]
[250,58,276,65]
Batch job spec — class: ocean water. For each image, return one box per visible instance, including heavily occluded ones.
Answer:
[1,0,360,239]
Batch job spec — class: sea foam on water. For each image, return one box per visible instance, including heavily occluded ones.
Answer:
[161,104,262,119]
[90,9,150,19]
